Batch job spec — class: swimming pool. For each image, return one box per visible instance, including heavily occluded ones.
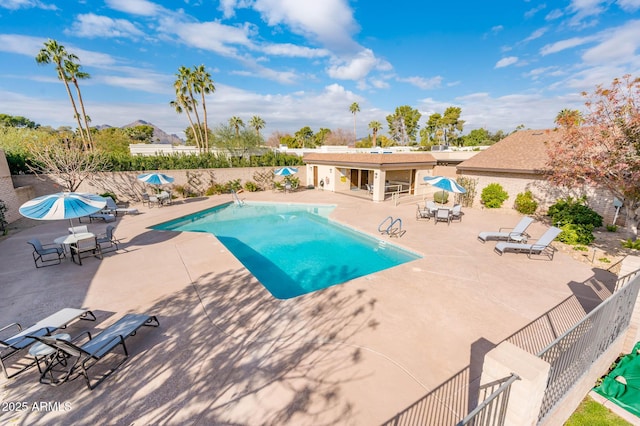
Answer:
[152,202,421,299]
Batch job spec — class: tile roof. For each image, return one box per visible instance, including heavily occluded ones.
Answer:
[303,152,437,167]
[457,129,563,173]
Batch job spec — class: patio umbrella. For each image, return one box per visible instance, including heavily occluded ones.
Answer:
[273,167,298,176]
[423,176,466,202]
[19,192,107,233]
[137,172,175,185]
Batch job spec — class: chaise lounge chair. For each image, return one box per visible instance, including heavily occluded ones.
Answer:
[494,226,562,260]
[0,308,95,378]
[104,196,139,216]
[477,216,535,243]
[32,313,159,390]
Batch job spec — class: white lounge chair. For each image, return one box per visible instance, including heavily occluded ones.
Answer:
[477,216,535,243]
[494,226,562,260]
[104,197,138,216]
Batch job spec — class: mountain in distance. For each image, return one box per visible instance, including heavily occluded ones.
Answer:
[97,120,184,144]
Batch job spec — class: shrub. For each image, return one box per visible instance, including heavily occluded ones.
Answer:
[480,183,509,208]
[514,191,538,215]
[433,191,449,204]
[606,224,618,232]
[205,179,243,196]
[547,196,603,228]
[558,223,595,245]
[0,199,7,235]
[244,181,260,192]
[99,191,117,202]
[456,177,478,208]
[622,239,640,250]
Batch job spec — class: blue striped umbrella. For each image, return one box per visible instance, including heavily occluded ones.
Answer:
[274,167,298,176]
[137,173,175,185]
[423,176,467,193]
[19,192,106,221]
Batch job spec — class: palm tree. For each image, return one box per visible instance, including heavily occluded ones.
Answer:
[192,65,215,151]
[249,116,266,138]
[64,60,93,150]
[349,102,360,142]
[368,120,382,147]
[555,109,582,128]
[172,66,203,150]
[229,116,244,137]
[35,40,89,150]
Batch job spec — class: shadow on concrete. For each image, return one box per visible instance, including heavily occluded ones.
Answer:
[2,267,378,425]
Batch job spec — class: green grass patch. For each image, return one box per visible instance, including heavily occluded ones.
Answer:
[565,395,632,426]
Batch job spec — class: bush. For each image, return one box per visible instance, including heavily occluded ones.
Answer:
[99,191,118,202]
[547,196,602,228]
[433,191,449,204]
[514,191,538,214]
[480,183,509,208]
[606,224,618,232]
[204,179,243,196]
[244,181,260,192]
[557,223,595,245]
[622,239,640,250]
[0,199,7,235]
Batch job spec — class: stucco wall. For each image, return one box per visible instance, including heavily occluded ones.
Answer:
[0,149,22,224]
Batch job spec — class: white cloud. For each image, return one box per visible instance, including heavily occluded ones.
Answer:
[567,0,608,26]
[523,27,548,42]
[261,43,330,58]
[581,20,640,64]
[617,0,640,11]
[525,4,547,18]
[172,21,254,57]
[540,36,594,55]
[491,25,504,34]
[397,76,443,90]
[545,9,564,20]
[252,0,359,53]
[105,0,161,17]
[0,0,56,10]
[495,56,519,68]
[327,49,379,80]
[67,13,145,39]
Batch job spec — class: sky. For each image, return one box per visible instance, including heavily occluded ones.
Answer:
[0,0,639,141]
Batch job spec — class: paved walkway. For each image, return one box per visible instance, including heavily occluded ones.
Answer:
[0,190,618,425]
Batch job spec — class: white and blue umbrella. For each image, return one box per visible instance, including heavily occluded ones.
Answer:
[423,176,467,194]
[19,192,106,221]
[137,172,175,185]
[273,167,298,176]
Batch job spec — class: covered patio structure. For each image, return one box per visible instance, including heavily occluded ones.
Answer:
[303,152,437,202]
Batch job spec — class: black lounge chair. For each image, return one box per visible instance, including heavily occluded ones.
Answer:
[0,308,95,378]
[32,313,159,390]
[27,239,65,268]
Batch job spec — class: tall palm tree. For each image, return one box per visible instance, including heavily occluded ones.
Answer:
[192,65,215,151]
[249,115,266,138]
[64,60,93,150]
[35,40,89,150]
[349,102,360,142]
[173,66,202,150]
[368,120,382,147]
[229,116,244,137]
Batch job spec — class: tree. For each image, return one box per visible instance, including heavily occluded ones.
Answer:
[36,39,92,151]
[192,65,215,150]
[64,59,93,150]
[249,115,266,138]
[294,126,314,148]
[213,123,260,159]
[349,102,360,142]
[386,106,421,144]
[229,116,245,137]
[0,114,39,128]
[545,75,640,237]
[124,125,154,143]
[315,128,331,146]
[25,134,109,192]
[368,120,382,147]
[441,107,465,145]
[555,109,583,128]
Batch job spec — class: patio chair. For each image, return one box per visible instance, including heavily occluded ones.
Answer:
[416,203,431,220]
[68,225,89,234]
[0,308,95,379]
[494,226,562,260]
[450,204,463,222]
[426,201,438,216]
[70,236,103,265]
[33,313,159,390]
[96,225,120,253]
[477,216,535,243]
[366,184,373,195]
[27,239,65,268]
[434,208,451,225]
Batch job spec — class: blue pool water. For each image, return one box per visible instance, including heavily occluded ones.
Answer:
[152,202,421,299]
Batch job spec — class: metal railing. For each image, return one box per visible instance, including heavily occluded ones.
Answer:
[457,373,520,426]
[536,273,640,423]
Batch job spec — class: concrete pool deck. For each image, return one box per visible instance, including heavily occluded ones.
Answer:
[0,189,618,425]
